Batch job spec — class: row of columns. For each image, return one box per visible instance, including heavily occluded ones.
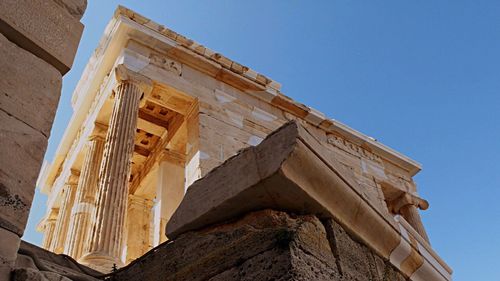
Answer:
[41,67,185,272]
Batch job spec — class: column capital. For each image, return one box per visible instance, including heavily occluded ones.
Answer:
[159,149,186,165]
[67,169,80,186]
[388,192,429,214]
[88,122,108,141]
[128,194,154,209]
[114,64,153,101]
[46,208,59,222]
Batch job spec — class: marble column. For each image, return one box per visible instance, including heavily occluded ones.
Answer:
[64,124,107,260]
[49,171,79,254]
[399,204,430,243]
[391,193,430,243]
[41,211,58,250]
[79,77,146,272]
[125,195,153,263]
[153,152,185,246]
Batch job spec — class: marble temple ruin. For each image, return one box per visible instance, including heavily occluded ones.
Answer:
[2,4,452,281]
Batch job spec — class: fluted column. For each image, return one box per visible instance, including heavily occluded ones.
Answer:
[64,124,107,260]
[41,211,58,250]
[399,204,430,243]
[80,68,151,272]
[125,195,154,264]
[49,170,79,253]
[390,193,430,243]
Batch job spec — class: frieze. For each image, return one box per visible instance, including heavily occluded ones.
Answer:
[326,134,382,163]
[149,53,182,76]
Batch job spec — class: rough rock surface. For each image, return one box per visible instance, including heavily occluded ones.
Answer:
[12,241,100,281]
[112,210,407,281]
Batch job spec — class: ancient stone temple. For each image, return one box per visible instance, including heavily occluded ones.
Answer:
[34,6,452,280]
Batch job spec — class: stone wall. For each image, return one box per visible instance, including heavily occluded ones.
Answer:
[111,210,407,281]
[0,0,86,279]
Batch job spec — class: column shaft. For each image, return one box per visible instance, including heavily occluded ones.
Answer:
[400,204,430,243]
[155,159,185,244]
[49,182,78,254]
[41,218,57,250]
[125,195,153,263]
[65,135,105,260]
[81,82,142,272]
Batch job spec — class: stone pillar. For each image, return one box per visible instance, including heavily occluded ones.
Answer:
[64,124,107,260]
[41,212,58,250]
[80,67,151,272]
[125,195,154,263]
[399,204,430,243]
[153,152,185,245]
[390,193,430,243]
[49,171,79,254]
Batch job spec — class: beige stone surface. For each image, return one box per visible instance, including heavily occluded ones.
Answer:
[0,32,60,238]
[0,109,47,237]
[0,33,62,137]
[0,0,84,73]
[0,0,86,280]
[125,195,153,263]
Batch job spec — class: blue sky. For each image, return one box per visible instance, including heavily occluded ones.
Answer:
[24,1,500,280]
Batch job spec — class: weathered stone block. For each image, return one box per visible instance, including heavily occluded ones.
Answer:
[0,227,21,279]
[0,110,47,236]
[15,241,100,280]
[0,0,84,73]
[112,210,326,281]
[0,33,62,137]
[323,218,379,281]
[112,210,406,281]
[12,268,73,281]
[208,248,293,281]
[53,0,88,20]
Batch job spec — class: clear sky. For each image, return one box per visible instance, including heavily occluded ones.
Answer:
[23,1,499,280]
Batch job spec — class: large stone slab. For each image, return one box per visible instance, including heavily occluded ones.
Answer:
[0,0,84,74]
[166,121,400,259]
[0,33,62,137]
